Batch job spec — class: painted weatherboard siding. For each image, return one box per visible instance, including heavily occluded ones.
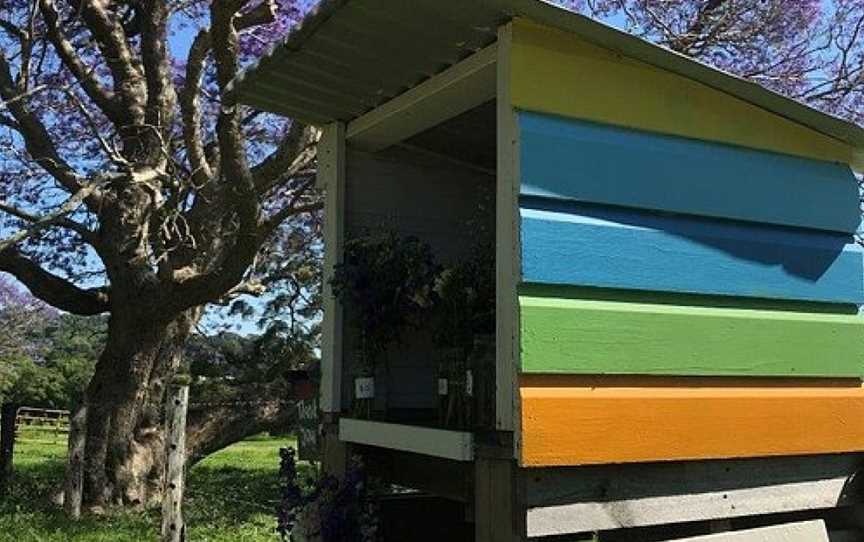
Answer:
[518,112,860,233]
[520,375,864,466]
[510,18,858,167]
[520,204,864,304]
[519,295,864,377]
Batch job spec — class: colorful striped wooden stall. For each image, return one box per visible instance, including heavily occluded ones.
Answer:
[231,1,864,540]
[509,18,864,469]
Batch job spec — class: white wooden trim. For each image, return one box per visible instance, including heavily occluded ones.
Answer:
[339,418,474,461]
[346,44,497,152]
[319,122,346,413]
[666,520,829,542]
[495,23,518,434]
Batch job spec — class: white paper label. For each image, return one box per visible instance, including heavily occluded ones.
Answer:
[465,370,474,397]
[438,378,449,396]
[355,377,375,399]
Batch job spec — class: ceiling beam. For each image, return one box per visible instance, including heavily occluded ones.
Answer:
[346,43,498,152]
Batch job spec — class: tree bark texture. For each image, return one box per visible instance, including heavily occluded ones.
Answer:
[79,309,198,509]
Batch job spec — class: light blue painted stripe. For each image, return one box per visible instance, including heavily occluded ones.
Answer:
[520,200,864,304]
[519,111,861,233]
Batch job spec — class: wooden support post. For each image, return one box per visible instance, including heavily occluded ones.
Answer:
[162,385,189,542]
[474,456,524,542]
[495,22,519,433]
[321,417,348,480]
[64,406,86,519]
[0,403,17,498]
[319,122,346,416]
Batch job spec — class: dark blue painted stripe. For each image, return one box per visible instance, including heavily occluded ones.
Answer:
[520,200,864,304]
[519,111,861,233]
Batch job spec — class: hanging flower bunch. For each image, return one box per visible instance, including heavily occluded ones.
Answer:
[330,231,439,371]
[277,448,380,542]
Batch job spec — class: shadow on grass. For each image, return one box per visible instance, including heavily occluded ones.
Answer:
[0,435,309,542]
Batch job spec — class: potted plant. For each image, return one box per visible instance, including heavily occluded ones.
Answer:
[330,231,438,419]
[432,239,495,429]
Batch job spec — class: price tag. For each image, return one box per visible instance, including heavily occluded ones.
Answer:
[465,370,474,397]
[438,378,449,396]
[355,377,375,399]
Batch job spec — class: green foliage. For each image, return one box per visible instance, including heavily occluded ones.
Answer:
[186,324,317,407]
[330,232,439,369]
[432,239,496,350]
[0,314,106,409]
[0,434,310,542]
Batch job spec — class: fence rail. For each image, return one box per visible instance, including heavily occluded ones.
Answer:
[15,406,71,440]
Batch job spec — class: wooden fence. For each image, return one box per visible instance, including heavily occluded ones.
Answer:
[15,406,71,443]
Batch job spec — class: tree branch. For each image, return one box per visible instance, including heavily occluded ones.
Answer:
[79,0,146,127]
[0,249,109,315]
[164,0,263,311]
[0,183,101,251]
[140,0,176,141]
[252,123,319,194]
[181,29,215,187]
[38,0,123,125]
[0,50,85,195]
[180,0,278,189]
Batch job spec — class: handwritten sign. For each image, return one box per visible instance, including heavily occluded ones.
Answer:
[296,389,319,461]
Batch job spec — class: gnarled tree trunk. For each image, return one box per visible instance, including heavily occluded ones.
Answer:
[72,307,295,510]
[79,308,199,509]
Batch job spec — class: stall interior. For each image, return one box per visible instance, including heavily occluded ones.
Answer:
[334,101,498,429]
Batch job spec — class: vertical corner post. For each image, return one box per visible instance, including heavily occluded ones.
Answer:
[320,121,347,415]
[495,22,520,435]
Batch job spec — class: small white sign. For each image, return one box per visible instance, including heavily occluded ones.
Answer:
[355,377,375,399]
[465,370,474,397]
[438,378,449,396]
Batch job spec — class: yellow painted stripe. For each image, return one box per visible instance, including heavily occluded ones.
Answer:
[510,19,860,169]
[520,375,864,467]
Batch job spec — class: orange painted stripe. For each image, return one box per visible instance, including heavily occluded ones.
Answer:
[520,375,864,467]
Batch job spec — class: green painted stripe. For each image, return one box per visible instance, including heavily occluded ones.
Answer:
[519,292,864,377]
[518,284,860,315]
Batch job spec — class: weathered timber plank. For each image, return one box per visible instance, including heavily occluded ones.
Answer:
[161,385,189,542]
[524,454,863,535]
[519,295,864,377]
[63,406,86,519]
[520,376,864,466]
[510,19,857,167]
[518,111,859,233]
[521,203,864,304]
[666,520,829,541]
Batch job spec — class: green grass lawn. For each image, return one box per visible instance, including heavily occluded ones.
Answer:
[0,429,308,542]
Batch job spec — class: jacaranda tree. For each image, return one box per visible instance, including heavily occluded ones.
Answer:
[0,0,319,509]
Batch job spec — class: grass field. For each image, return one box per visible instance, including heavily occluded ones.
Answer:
[0,429,308,542]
